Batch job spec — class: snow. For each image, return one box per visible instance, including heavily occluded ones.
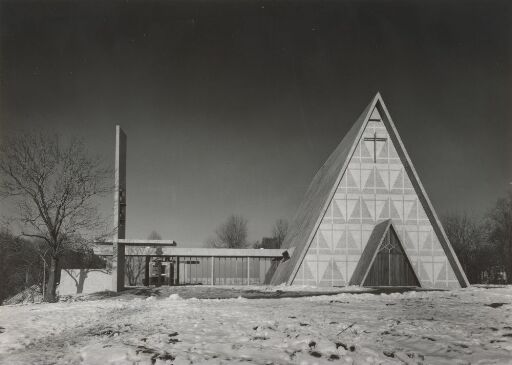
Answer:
[0,286,511,364]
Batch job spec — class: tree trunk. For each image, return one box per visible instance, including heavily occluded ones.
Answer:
[77,269,88,294]
[507,243,512,284]
[25,266,30,288]
[44,256,59,302]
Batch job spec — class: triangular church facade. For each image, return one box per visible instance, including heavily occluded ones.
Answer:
[270,93,469,288]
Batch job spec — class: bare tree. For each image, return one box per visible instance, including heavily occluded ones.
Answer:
[208,215,249,248]
[271,219,289,248]
[0,228,43,303]
[442,213,491,283]
[148,230,163,255]
[125,247,147,286]
[486,191,512,283]
[148,231,162,240]
[125,231,161,286]
[0,132,111,301]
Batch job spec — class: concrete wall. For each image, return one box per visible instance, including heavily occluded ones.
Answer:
[58,269,111,295]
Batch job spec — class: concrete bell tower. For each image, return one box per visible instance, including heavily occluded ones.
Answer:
[112,125,127,291]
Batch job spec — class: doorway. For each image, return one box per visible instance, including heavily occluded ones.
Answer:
[364,227,420,287]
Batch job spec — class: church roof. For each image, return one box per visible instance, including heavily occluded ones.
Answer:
[269,94,375,285]
[270,93,469,287]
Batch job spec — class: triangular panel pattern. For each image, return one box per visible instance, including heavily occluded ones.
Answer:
[271,93,467,289]
[369,107,381,120]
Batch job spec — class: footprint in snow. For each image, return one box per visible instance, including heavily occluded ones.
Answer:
[251,335,269,340]
[94,328,119,337]
[486,303,509,308]
[383,350,395,358]
[136,346,175,362]
[335,342,355,352]
[309,351,322,358]
[168,332,180,344]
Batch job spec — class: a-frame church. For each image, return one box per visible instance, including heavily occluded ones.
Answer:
[269,93,469,289]
[87,92,468,293]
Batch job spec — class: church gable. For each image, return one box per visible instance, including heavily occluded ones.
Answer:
[288,94,468,289]
[349,220,421,287]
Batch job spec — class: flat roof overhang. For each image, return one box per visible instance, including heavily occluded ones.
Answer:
[93,245,292,258]
[97,239,177,246]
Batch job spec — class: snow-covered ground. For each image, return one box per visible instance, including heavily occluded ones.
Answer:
[0,286,511,365]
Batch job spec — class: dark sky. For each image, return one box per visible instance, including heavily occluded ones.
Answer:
[1,1,511,246]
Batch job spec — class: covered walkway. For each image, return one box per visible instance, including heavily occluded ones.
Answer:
[94,244,290,287]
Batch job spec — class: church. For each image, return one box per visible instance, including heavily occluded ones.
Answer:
[270,93,469,289]
[76,93,468,294]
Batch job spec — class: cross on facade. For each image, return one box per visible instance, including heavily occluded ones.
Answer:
[363,132,387,163]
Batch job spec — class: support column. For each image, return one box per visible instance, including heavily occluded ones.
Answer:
[112,125,127,292]
[247,256,250,285]
[144,256,150,286]
[112,240,125,291]
[155,259,162,287]
[211,256,214,285]
[169,261,175,286]
[176,257,180,285]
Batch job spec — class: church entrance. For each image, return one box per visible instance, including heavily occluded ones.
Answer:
[363,227,420,287]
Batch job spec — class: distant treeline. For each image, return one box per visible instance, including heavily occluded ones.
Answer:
[0,231,105,304]
[443,192,512,284]
[1,193,511,303]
